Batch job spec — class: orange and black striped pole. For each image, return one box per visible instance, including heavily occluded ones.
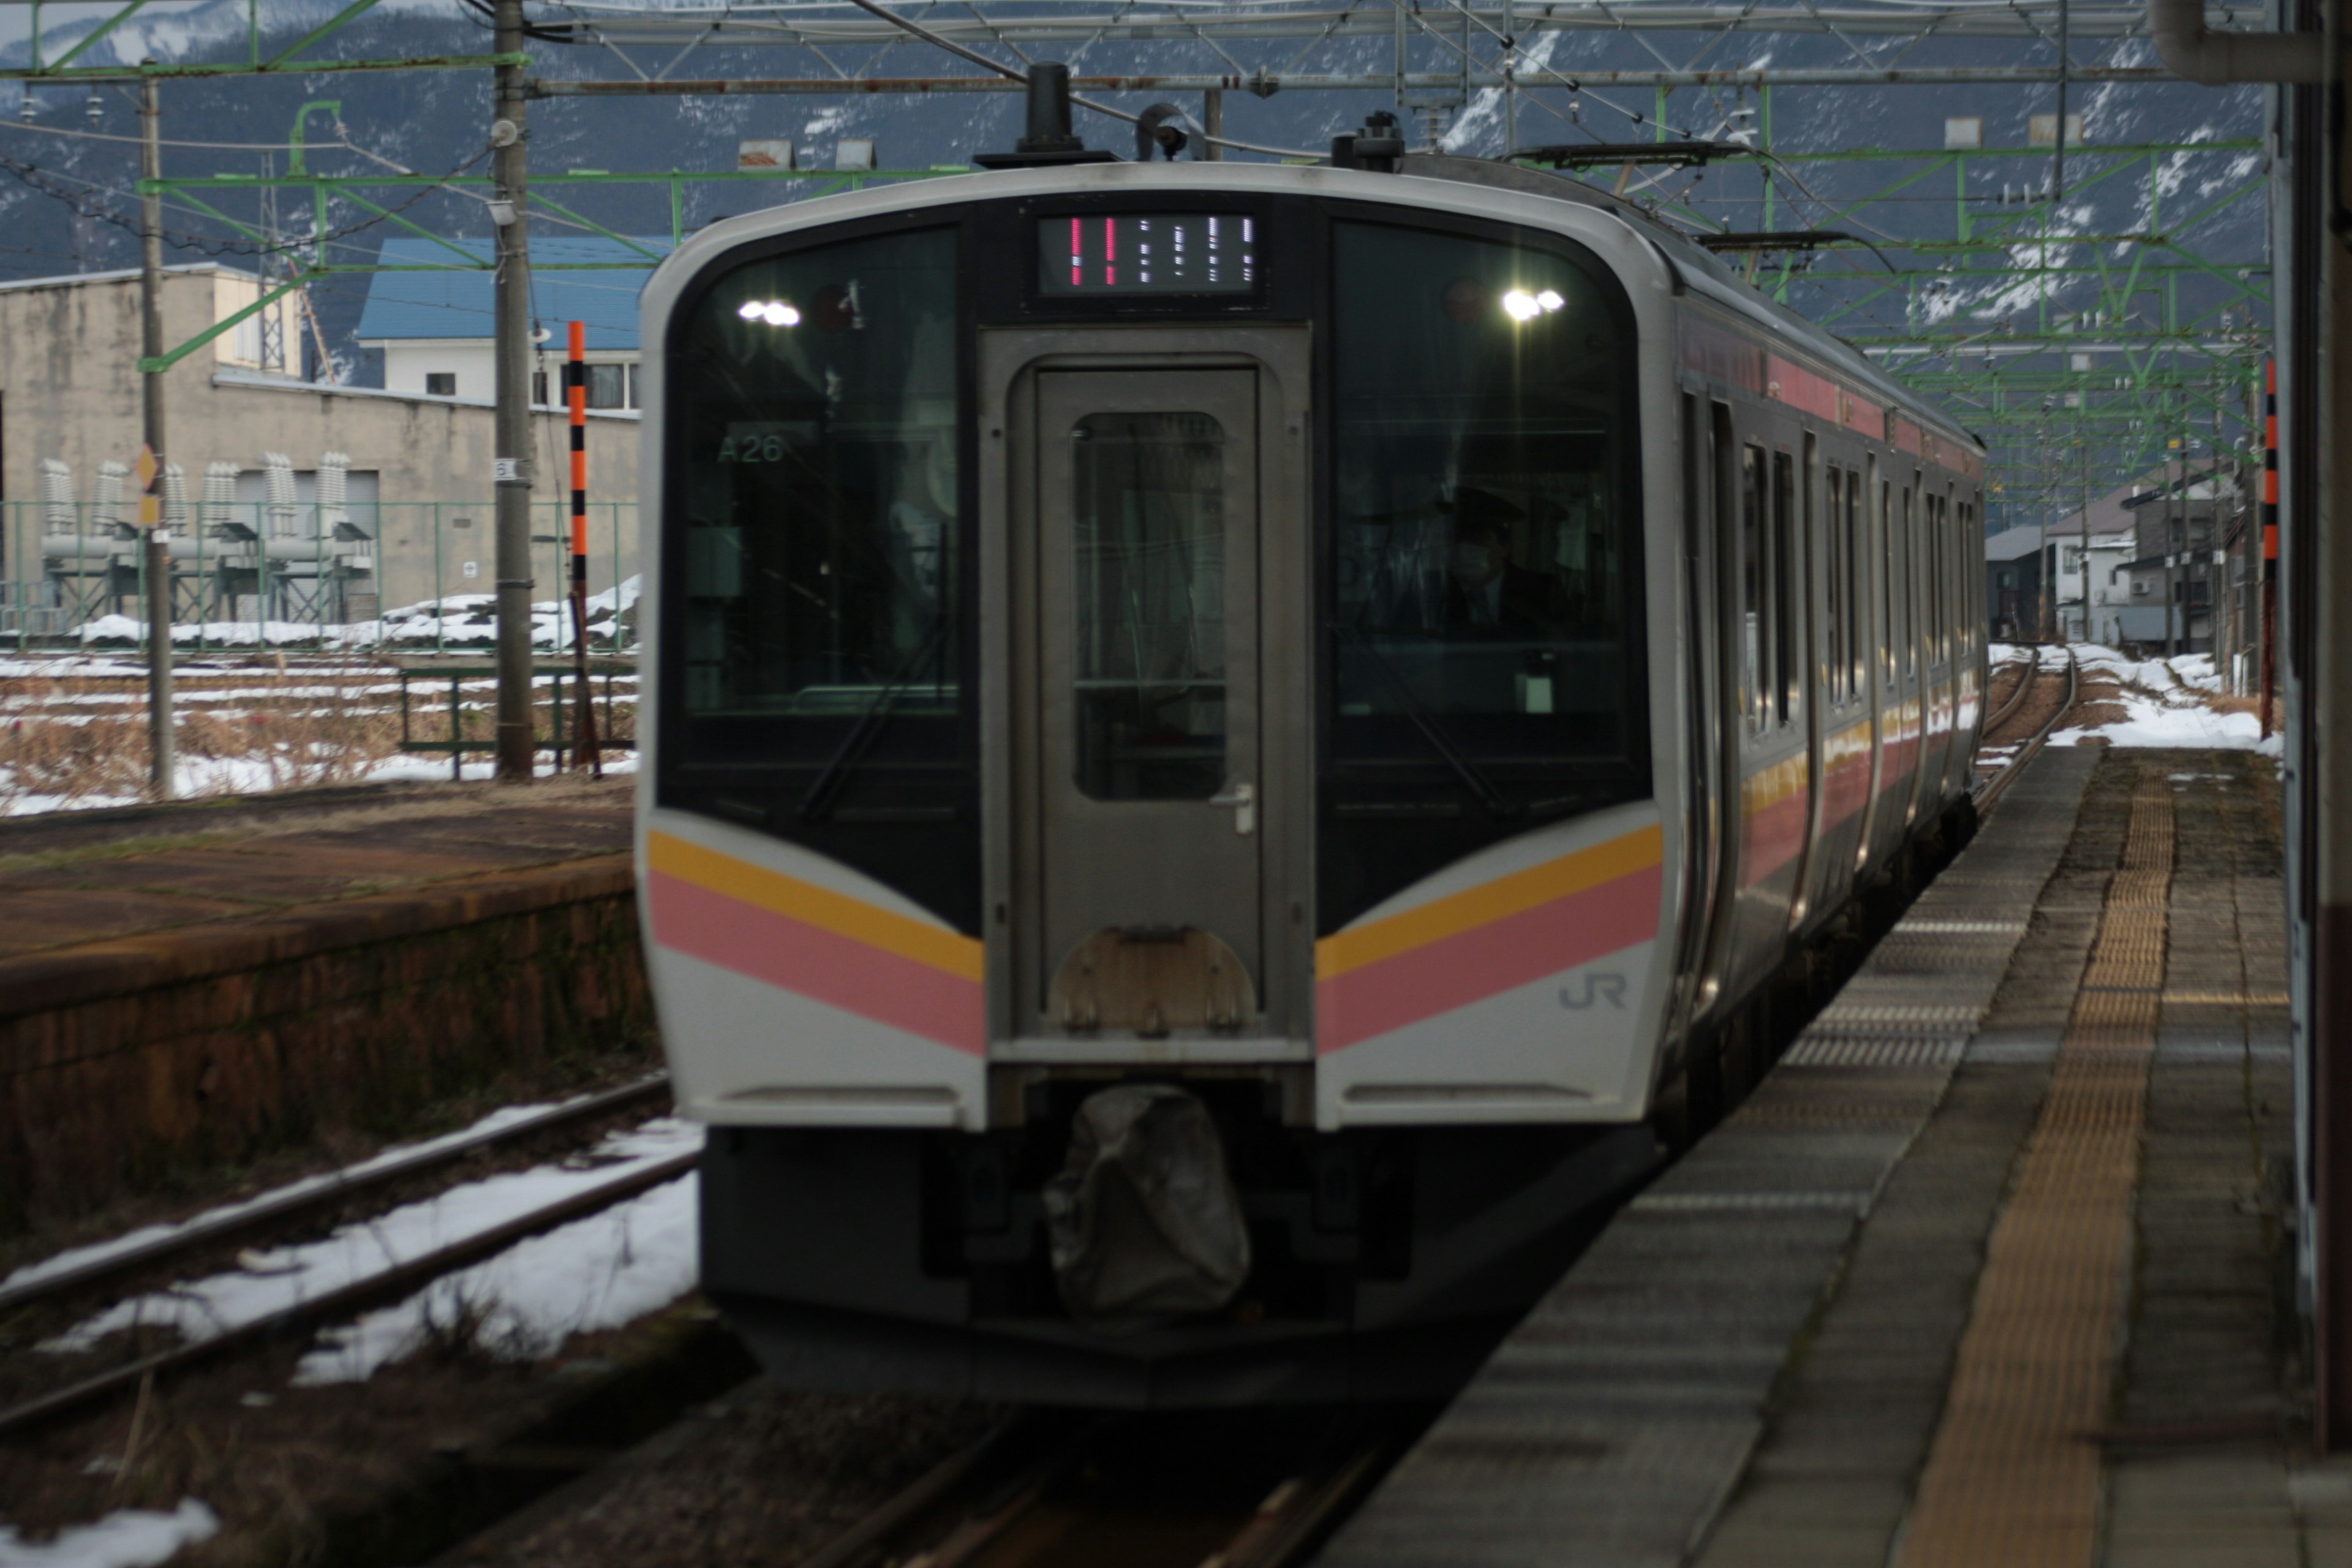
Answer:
[567,320,603,774]
[2261,357,2278,739]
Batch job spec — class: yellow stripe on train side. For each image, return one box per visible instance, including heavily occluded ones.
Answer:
[1315,824,1664,982]
[646,831,985,982]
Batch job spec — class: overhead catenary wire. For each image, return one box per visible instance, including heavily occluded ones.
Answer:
[831,0,1319,158]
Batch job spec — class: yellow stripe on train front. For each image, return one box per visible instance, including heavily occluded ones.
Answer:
[1316,823,1663,982]
[646,831,985,982]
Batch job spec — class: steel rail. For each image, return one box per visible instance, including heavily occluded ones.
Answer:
[1975,645,2080,815]
[0,1074,672,1320]
[1980,645,2046,742]
[797,1408,1419,1568]
[0,1138,695,1440]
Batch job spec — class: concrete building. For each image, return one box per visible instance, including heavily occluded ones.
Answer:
[0,263,641,631]
[1986,524,2047,641]
[1985,521,2136,644]
[2116,465,2251,657]
[355,237,655,411]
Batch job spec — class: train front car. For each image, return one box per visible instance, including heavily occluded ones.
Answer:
[635,150,1795,1406]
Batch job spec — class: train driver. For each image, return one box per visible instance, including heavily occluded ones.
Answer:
[1444,497,1576,635]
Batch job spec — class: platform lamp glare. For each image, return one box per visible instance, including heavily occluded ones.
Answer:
[1502,288,1566,323]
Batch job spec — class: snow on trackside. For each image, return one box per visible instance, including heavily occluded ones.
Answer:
[293,1174,696,1385]
[41,1120,703,1377]
[0,1085,665,1300]
[2048,643,2276,753]
[70,577,641,653]
[0,1500,219,1567]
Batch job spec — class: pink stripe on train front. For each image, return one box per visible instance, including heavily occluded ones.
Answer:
[1317,867,1661,1054]
[648,870,984,1054]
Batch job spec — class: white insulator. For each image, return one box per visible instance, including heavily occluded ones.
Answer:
[318,451,350,536]
[39,458,75,533]
[161,462,191,531]
[200,461,240,538]
[263,451,297,539]
[200,461,236,533]
[92,461,127,533]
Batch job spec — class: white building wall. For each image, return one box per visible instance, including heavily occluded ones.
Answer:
[379,341,498,401]
[372,341,641,408]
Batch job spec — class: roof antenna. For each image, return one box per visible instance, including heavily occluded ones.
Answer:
[976,63,1119,168]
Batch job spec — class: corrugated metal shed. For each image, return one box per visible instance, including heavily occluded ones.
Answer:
[352,236,666,347]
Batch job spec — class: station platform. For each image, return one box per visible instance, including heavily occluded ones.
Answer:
[1321,745,2322,1567]
[0,776,643,1233]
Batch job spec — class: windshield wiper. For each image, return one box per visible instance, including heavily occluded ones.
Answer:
[1336,624,1521,820]
[797,618,949,824]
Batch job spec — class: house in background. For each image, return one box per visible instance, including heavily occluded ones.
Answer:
[353,236,664,410]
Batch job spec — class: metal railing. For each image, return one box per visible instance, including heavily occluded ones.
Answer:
[394,662,639,773]
[1,500,638,655]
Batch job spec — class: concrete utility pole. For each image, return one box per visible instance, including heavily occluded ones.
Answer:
[139,67,174,799]
[491,0,536,781]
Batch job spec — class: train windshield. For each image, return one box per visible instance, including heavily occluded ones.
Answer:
[665,227,961,764]
[1330,221,1633,766]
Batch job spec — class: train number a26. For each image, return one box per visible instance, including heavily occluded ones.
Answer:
[715,432,790,463]
[1559,973,1627,1011]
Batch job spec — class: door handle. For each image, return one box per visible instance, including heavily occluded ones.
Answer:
[1207,781,1256,836]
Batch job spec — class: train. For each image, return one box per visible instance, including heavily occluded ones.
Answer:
[633,84,1988,1406]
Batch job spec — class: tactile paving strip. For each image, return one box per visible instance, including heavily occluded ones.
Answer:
[1893,780,2174,1568]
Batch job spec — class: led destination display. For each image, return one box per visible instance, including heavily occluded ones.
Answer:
[1039,213,1256,296]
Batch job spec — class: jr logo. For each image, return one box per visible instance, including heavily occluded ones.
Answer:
[1559,973,1627,1011]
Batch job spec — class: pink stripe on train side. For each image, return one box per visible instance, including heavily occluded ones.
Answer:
[648,870,986,1054]
[1316,864,1662,1054]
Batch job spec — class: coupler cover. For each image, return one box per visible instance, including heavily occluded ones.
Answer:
[1043,1085,1253,1329]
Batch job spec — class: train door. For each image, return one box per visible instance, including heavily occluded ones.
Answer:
[1915,486,1954,818]
[1678,397,1738,1030]
[1724,428,1809,1002]
[985,328,1313,1050]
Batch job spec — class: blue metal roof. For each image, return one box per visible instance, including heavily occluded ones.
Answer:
[352,235,668,349]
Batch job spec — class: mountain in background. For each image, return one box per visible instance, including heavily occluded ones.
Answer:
[0,0,2266,393]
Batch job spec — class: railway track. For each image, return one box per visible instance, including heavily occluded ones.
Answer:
[792,1405,1429,1568]
[1973,644,2081,815]
[0,1073,680,1441]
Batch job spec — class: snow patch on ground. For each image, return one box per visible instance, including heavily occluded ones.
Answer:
[42,1119,702,1371]
[294,1173,698,1385]
[0,1499,219,1567]
[0,1089,658,1300]
[0,750,634,818]
[2049,643,2275,752]
[67,578,640,653]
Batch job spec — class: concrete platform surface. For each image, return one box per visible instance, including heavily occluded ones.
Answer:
[0,775,631,969]
[1319,747,2302,1568]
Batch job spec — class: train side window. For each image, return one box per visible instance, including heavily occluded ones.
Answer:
[1880,478,1894,688]
[1929,494,1947,666]
[1741,443,1766,733]
[1823,461,1845,706]
[1899,486,1915,678]
[1845,470,1864,699]
[1771,449,1798,728]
